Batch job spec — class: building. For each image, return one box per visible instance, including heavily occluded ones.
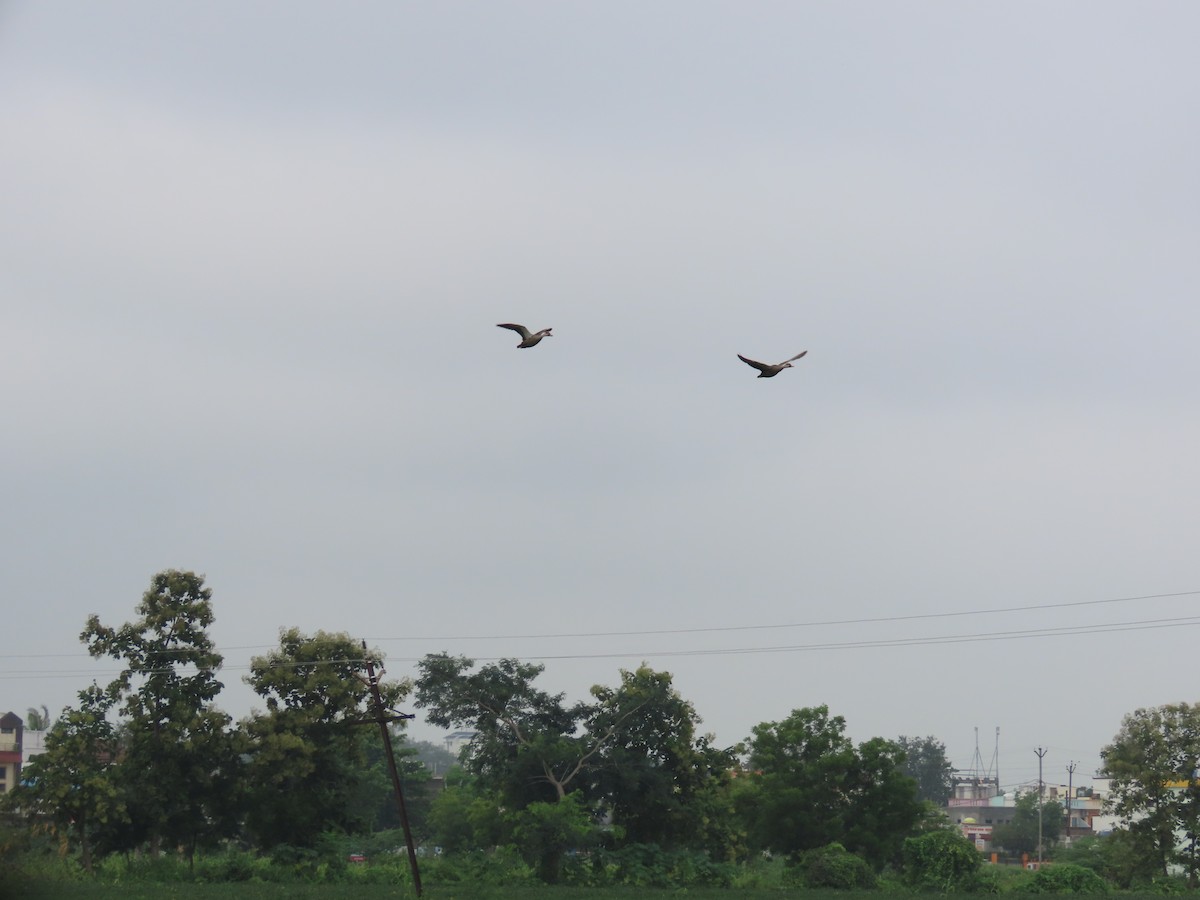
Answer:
[443,730,477,757]
[946,776,1102,851]
[0,712,23,794]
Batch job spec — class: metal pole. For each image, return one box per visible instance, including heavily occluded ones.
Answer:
[362,641,423,897]
[1065,761,1076,841]
[1035,747,1047,865]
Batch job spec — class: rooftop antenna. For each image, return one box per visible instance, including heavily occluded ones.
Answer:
[971,726,985,780]
[990,726,1000,789]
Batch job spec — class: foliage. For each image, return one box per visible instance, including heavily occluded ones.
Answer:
[577,842,738,888]
[897,735,955,806]
[427,783,508,853]
[1101,702,1200,886]
[3,684,127,872]
[901,826,982,892]
[415,845,536,886]
[739,705,922,868]
[990,791,1062,856]
[407,738,461,775]
[240,628,409,849]
[1056,831,1169,890]
[1026,862,1110,893]
[24,704,52,732]
[510,791,598,882]
[81,569,240,860]
[794,842,876,890]
[415,653,596,807]
[585,665,738,855]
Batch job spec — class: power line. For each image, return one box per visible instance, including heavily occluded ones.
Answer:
[4,613,1197,678]
[371,588,1200,642]
[6,587,1196,660]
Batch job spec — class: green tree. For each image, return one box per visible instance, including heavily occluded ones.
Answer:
[510,791,598,883]
[896,735,954,806]
[81,569,240,862]
[3,685,126,872]
[415,654,598,807]
[587,665,737,853]
[1056,831,1163,889]
[241,628,409,849]
[841,736,924,867]
[24,705,51,732]
[426,779,508,852]
[991,791,1062,856]
[740,706,921,868]
[902,826,981,891]
[1101,702,1200,885]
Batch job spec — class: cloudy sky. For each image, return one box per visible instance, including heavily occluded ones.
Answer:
[3,1,1198,790]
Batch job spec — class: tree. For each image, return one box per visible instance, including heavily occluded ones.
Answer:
[511,792,599,883]
[902,827,981,891]
[3,685,126,872]
[990,791,1062,856]
[426,778,508,852]
[1101,702,1200,885]
[896,735,954,806]
[415,654,599,807]
[841,736,925,867]
[739,706,921,868]
[81,569,240,861]
[24,705,51,732]
[241,628,409,849]
[407,739,460,776]
[587,665,737,852]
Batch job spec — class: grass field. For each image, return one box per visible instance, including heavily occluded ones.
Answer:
[9,884,1192,900]
[10,884,822,900]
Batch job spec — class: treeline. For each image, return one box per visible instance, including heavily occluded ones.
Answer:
[4,570,1199,893]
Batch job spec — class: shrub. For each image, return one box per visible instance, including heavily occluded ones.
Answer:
[796,842,877,890]
[579,843,737,888]
[417,846,536,886]
[194,849,263,882]
[1026,863,1109,894]
[902,827,981,892]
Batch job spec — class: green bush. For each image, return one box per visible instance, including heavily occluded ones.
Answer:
[95,852,191,883]
[902,827,981,892]
[968,862,1034,894]
[194,849,264,882]
[417,846,536,886]
[578,843,737,888]
[1026,863,1109,894]
[795,842,876,890]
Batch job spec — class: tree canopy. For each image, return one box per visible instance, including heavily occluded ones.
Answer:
[896,734,954,806]
[1101,701,1200,885]
[740,705,922,868]
[241,628,409,848]
[81,570,239,860]
[8,568,978,887]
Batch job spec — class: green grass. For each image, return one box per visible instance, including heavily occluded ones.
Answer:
[13,886,804,900]
[10,886,1198,900]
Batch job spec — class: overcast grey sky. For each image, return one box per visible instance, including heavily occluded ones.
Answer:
[3,1,1198,790]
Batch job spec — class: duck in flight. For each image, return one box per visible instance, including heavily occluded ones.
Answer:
[737,350,807,378]
[497,323,553,348]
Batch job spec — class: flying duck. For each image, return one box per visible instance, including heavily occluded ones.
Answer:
[738,350,807,377]
[497,323,553,348]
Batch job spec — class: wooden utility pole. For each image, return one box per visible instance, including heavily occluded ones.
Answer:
[353,640,423,897]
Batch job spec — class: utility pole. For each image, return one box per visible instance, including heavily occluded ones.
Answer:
[1035,747,1047,866]
[350,640,423,897]
[1065,761,1077,842]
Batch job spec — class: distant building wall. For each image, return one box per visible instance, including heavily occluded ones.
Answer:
[0,712,23,794]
